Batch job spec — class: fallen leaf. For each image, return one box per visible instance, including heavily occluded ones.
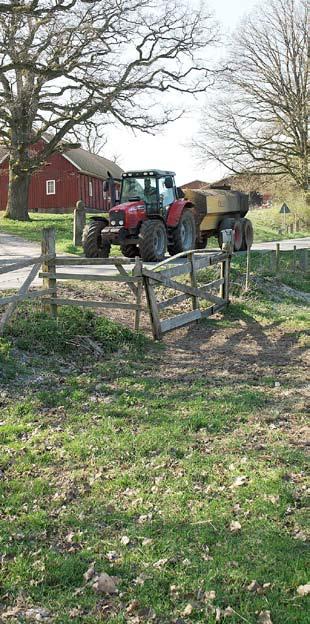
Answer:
[106,550,120,561]
[126,599,139,614]
[231,476,248,488]
[120,535,130,545]
[181,603,193,617]
[230,520,242,532]
[224,606,234,617]
[258,610,273,624]
[83,562,96,582]
[296,583,310,596]
[153,557,168,568]
[247,580,260,592]
[204,590,216,602]
[215,607,222,622]
[92,572,119,594]
[142,538,153,546]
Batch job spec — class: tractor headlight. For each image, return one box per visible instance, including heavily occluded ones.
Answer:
[119,220,124,225]
[111,220,116,225]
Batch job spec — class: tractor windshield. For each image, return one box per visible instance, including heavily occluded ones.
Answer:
[121,176,157,205]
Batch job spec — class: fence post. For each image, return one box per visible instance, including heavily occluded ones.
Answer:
[143,273,162,340]
[245,246,250,290]
[189,251,199,311]
[302,249,309,273]
[133,257,143,331]
[41,227,57,318]
[292,245,297,271]
[73,200,86,246]
[276,243,280,274]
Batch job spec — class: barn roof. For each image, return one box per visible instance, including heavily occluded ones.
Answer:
[64,147,123,180]
[0,140,123,180]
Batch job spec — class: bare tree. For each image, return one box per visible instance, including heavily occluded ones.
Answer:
[0,0,217,220]
[196,0,309,194]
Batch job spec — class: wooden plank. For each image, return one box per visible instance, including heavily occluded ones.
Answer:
[160,309,201,333]
[189,251,199,311]
[39,272,139,283]
[0,254,53,275]
[41,227,57,318]
[194,252,228,271]
[46,298,143,311]
[116,262,138,296]
[0,288,53,306]
[55,256,133,266]
[143,275,162,340]
[200,303,226,318]
[158,292,190,310]
[133,257,143,331]
[0,262,41,335]
[156,261,191,279]
[142,267,224,305]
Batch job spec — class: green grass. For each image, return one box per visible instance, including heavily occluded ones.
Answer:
[0,285,309,623]
[250,206,310,242]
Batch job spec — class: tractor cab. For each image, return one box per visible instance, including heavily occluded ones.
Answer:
[119,170,176,216]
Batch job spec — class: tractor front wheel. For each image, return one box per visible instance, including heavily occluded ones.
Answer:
[120,244,140,258]
[82,221,111,258]
[168,208,196,255]
[139,219,167,262]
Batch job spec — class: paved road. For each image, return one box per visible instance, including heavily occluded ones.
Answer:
[0,233,309,291]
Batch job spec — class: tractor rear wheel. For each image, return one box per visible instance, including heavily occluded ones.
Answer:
[139,219,167,262]
[120,244,140,258]
[82,221,111,258]
[168,208,196,255]
[240,218,254,250]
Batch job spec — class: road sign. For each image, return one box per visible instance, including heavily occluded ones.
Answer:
[279,203,290,214]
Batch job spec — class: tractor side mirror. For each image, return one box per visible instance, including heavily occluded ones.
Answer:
[103,181,109,193]
[164,176,173,189]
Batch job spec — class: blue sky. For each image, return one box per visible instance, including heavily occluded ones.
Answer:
[105,0,259,185]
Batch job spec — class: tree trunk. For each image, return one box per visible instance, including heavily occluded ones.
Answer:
[4,161,31,221]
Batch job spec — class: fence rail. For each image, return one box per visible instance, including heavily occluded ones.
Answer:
[140,249,231,340]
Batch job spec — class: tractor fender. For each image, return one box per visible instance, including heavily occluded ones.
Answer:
[89,216,109,225]
[166,200,195,228]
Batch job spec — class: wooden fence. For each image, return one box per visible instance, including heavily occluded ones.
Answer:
[140,250,231,340]
[0,227,144,336]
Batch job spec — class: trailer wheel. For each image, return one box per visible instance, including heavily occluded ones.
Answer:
[218,218,243,252]
[139,219,167,262]
[120,244,140,258]
[240,218,254,250]
[82,221,111,258]
[169,208,196,255]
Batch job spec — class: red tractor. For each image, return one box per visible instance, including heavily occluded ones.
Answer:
[82,170,197,262]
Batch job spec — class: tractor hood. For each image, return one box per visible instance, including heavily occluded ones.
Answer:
[110,201,147,229]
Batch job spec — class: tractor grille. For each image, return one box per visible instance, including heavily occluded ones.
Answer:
[109,210,125,226]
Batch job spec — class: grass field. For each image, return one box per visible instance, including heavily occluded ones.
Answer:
[0,271,309,623]
[1,206,309,255]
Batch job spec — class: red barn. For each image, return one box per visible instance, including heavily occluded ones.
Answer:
[0,139,123,213]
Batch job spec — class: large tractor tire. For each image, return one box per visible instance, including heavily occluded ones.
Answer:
[195,233,208,250]
[218,218,243,252]
[168,208,196,256]
[120,244,140,258]
[82,220,111,258]
[240,218,254,250]
[139,219,167,262]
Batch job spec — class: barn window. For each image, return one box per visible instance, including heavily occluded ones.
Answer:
[46,180,55,195]
[89,180,93,197]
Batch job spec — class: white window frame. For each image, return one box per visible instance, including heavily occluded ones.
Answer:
[46,179,56,195]
[89,180,93,197]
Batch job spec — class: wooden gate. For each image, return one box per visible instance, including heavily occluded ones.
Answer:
[140,250,231,340]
